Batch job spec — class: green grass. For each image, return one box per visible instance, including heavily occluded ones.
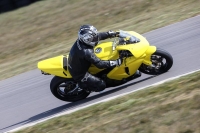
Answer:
[14,71,200,133]
[0,0,200,80]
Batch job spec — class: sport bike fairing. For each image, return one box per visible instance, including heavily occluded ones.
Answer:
[37,55,72,78]
[37,31,156,80]
[91,31,156,80]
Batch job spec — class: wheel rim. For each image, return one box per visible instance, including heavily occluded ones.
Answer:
[142,54,168,74]
[57,81,84,97]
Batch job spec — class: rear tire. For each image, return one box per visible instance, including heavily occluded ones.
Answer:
[50,76,90,102]
[139,48,173,75]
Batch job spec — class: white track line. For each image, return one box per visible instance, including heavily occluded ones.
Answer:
[6,69,200,133]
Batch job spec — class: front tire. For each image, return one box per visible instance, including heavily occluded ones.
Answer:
[50,76,90,102]
[139,48,173,75]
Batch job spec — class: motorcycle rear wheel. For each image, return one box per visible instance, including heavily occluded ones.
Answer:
[139,48,173,75]
[50,76,90,102]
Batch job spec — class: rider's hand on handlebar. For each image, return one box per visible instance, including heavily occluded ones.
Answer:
[108,30,119,38]
[109,58,123,67]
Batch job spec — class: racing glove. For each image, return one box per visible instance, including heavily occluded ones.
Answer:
[108,30,120,38]
[109,58,123,67]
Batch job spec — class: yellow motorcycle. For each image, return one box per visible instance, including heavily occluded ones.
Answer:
[37,30,173,102]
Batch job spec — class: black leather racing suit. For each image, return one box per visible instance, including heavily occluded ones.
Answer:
[68,32,114,92]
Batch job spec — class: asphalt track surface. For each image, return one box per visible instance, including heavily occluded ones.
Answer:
[1,15,200,133]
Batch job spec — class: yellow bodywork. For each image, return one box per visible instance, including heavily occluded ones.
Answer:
[37,31,156,80]
[37,55,72,78]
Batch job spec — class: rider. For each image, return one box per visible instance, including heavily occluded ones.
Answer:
[68,24,122,92]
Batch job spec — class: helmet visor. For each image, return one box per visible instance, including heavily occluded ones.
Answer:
[81,32,99,47]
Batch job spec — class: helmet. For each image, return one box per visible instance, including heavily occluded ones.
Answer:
[78,25,99,47]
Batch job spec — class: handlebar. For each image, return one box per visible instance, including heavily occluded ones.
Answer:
[112,30,140,51]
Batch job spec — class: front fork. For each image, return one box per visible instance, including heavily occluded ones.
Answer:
[142,46,157,66]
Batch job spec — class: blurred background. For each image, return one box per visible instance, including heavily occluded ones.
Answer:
[0,0,40,13]
[0,0,199,80]
[0,1,199,133]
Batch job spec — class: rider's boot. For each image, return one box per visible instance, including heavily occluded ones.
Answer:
[133,70,141,78]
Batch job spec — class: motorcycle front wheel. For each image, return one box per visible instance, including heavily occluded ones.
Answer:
[50,76,90,102]
[139,48,173,75]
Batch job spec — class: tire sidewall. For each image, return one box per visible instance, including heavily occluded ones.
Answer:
[155,48,173,72]
[50,76,90,102]
[139,48,173,75]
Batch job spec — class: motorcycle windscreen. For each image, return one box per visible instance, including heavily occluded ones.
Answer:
[116,31,150,58]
